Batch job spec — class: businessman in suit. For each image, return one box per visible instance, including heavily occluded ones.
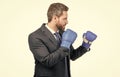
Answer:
[28,3,97,77]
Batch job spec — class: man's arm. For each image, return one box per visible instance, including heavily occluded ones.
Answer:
[70,46,88,61]
[70,31,97,61]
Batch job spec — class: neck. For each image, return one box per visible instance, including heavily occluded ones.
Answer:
[47,22,58,32]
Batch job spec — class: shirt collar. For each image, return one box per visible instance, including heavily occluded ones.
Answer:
[45,24,59,34]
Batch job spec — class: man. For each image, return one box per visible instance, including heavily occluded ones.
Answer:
[28,3,97,77]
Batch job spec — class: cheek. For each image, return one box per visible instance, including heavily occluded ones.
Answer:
[59,19,65,25]
[57,19,62,25]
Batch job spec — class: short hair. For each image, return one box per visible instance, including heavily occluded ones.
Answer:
[47,3,69,22]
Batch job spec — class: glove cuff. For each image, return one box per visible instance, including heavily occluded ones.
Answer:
[61,41,71,49]
[82,41,91,49]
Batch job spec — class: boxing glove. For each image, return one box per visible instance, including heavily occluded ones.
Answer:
[61,29,77,49]
[82,31,97,49]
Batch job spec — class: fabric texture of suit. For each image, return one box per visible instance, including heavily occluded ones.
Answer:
[28,23,88,77]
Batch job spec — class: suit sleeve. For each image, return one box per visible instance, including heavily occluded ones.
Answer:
[70,46,89,61]
[28,34,69,68]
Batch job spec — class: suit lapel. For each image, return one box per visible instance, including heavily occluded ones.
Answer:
[40,23,58,46]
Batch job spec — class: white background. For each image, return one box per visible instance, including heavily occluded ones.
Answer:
[0,0,120,77]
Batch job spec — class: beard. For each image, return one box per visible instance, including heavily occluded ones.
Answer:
[56,23,65,31]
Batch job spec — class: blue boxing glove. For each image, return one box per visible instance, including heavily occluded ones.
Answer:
[61,29,77,49]
[82,31,97,49]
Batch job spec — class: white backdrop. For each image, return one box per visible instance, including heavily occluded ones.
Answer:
[0,0,120,77]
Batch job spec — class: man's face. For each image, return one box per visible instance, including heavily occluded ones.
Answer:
[56,11,68,31]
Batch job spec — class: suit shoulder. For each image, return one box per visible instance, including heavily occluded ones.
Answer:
[28,31,42,39]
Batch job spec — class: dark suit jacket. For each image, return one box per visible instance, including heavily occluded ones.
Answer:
[28,23,88,77]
